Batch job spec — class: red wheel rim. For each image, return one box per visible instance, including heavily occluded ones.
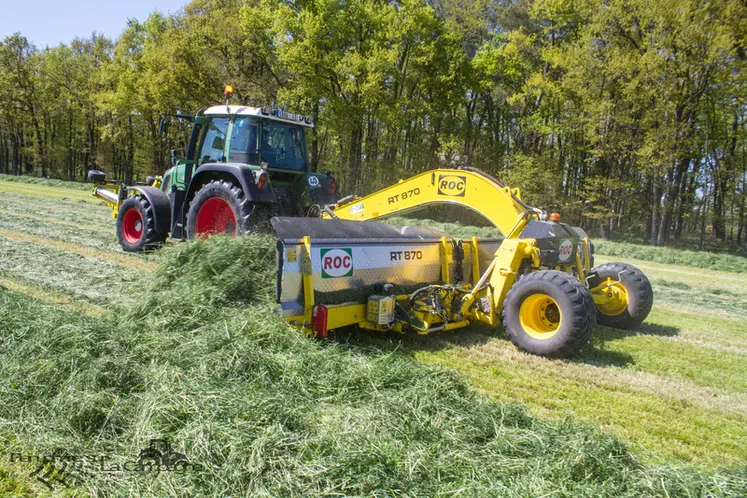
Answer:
[122,208,144,244]
[195,197,237,236]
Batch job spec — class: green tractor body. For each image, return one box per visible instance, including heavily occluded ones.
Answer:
[92,105,339,251]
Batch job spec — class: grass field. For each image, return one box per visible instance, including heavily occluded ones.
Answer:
[0,177,745,496]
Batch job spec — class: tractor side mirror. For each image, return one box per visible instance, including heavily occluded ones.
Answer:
[170,149,177,165]
[158,118,169,137]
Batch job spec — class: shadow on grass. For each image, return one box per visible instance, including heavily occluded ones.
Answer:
[332,319,678,370]
[596,322,680,340]
[629,322,680,336]
[332,323,496,356]
[574,338,636,367]
[567,322,679,367]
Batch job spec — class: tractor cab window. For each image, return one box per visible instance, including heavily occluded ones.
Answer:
[260,121,308,170]
[228,117,259,165]
[199,118,229,163]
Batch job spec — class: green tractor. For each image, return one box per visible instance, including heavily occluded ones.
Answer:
[90,94,339,252]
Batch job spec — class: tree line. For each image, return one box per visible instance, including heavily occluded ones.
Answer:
[0,0,745,248]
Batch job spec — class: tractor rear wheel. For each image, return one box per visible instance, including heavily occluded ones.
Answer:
[502,270,596,357]
[588,262,653,329]
[116,196,166,252]
[186,180,253,239]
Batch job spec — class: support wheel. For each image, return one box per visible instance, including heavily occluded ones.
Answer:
[502,270,596,357]
[186,179,253,239]
[116,196,166,252]
[588,262,653,329]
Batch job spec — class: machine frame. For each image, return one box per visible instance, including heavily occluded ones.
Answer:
[274,166,650,357]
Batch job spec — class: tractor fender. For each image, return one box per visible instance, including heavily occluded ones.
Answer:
[127,186,171,234]
[187,163,277,205]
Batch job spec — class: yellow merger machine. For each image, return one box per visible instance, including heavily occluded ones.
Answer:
[274,167,653,357]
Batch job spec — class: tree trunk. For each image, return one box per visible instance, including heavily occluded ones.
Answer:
[31,112,45,177]
[126,115,134,185]
[348,119,363,192]
[650,168,661,245]
[310,102,319,172]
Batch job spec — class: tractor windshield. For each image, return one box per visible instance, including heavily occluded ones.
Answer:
[200,115,309,170]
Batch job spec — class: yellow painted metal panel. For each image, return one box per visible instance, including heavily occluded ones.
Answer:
[322,168,537,237]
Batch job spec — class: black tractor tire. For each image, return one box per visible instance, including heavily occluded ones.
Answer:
[502,270,596,357]
[588,262,653,329]
[116,195,166,252]
[186,179,253,240]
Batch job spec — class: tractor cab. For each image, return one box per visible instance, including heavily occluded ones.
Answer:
[197,106,310,170]
[161,105,338,218]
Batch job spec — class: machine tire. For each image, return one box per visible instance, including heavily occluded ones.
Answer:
[116,195,166,252]
[186,179,253,239]
[588,262,653,329]
[502,270,596,357]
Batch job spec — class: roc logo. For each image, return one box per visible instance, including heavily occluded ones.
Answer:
[321,248,353,278]
[437,175,466,197]
[558,239,574,262]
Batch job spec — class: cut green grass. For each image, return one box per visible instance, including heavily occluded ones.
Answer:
[0,178,745,494]
[586,325,747,392]
[0,276,106,317]
[0,180,96,202]
[0,235,143,309]
[0,173,92,191]
[644,308,747,349]
[0,208,115,235]
[594,240,747,273]
[354,310,747,468]
[1,238,743,497]
[652,280,747,316]
[0,211,120,251]
[0,227,156,272]
[410,339,747,467]
[386,215,503,239]
[594,256,745,293]
[0,191,115,227]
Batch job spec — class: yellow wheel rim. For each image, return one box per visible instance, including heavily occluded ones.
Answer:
[592,278,629,317]
[519,293,562,340]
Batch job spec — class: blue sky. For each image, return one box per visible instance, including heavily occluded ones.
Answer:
[1,0,188,48]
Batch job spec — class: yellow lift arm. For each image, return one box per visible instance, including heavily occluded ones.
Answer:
[322,167,542,238]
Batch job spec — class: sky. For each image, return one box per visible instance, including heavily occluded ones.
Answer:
[1,0,188,48]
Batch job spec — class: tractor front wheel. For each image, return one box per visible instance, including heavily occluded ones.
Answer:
[502,270,596,357]
[186,180,253,240]
[116,196,166,252]
[588,262,653,329]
